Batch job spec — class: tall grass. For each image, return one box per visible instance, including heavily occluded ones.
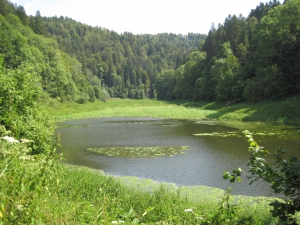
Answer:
[37,166,277,224]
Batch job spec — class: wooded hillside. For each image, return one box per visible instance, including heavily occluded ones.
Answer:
[155,0,300,103]
[0,0,206,102]
[1,0,299,105]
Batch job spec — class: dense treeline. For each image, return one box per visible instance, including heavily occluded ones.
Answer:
[0,0,206,103]
[155,0,300,103]
[0,4,105,104]
[42,17,205,99]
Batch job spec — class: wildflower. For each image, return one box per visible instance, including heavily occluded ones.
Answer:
[1,136,19,143]
[184,208,193,212]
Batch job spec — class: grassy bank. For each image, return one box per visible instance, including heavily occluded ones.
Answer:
[48,98,300,125]
[37,166,277,224]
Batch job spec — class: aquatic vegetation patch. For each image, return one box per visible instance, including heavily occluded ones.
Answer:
[193,131,242,138]
[86,146,189,158]
[191,120,219,126]
[115,175,278,207]
[56,123,90,129]
[104,120,179,127]
[193,126,299,141]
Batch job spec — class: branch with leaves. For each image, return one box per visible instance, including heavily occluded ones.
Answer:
[223,130,300,224]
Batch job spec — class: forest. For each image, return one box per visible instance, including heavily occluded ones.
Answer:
[155,0,300,102]
[0,0,206,103]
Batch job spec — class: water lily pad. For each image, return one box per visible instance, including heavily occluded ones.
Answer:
[86,146,189,158]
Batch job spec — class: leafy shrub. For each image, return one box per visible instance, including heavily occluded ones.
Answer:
[0,56,54,154]
[76,92,89,104]
[0,125,61,224]
[100,88,110,102]
[224,130,300,224]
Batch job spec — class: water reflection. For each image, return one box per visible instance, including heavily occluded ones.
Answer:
[56,117,299,197]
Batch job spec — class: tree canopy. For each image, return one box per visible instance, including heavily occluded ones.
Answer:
[155,0,300,103]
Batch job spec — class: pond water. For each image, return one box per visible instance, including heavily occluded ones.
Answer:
[56,117,300,197]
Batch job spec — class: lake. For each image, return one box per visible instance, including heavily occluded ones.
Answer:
[56,117,300,197]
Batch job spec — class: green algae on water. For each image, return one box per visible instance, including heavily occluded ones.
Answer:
[86,146,189,158]
[193,131,242,138]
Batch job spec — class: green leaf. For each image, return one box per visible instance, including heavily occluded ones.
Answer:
[271,181,280,189]
[229,176,235,183]
[223,172,230,180]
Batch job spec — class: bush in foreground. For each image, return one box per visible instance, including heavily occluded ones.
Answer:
[224,130,300,224]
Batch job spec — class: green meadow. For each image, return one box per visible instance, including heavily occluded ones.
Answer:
[49,98,300,125]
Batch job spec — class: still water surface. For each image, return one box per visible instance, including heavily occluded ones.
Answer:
[56,117,300,197]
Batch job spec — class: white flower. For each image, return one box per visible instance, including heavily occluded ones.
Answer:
[1,136,19,143]
[118,220,125,223]
[111,221,118,224]
[142,211,147,217]
[184,208,193,212]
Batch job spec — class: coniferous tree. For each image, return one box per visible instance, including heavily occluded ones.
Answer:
[32,11,46,36]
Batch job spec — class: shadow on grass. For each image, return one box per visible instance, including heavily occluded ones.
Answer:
[160,99,300,126]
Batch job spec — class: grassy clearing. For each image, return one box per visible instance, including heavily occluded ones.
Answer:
[47,98,215,121]
[48,98,300,125]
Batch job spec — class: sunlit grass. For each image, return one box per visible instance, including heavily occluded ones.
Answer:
[47,98,217,121]
[48,98,300,125]
[37,166,278,224]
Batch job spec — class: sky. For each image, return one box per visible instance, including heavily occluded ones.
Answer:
[11,0,282,35]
